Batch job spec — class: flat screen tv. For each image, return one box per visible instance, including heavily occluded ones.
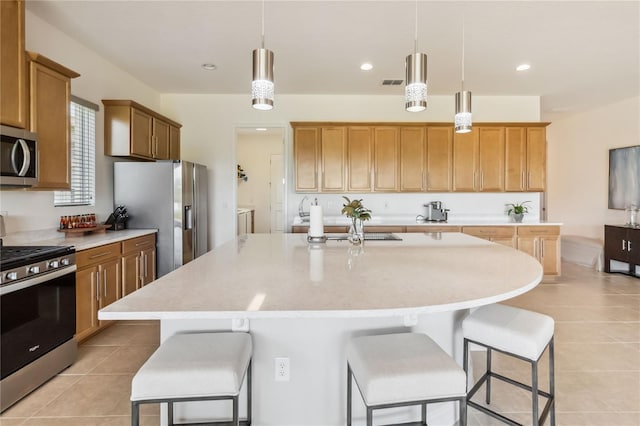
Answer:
[608,145,640,210]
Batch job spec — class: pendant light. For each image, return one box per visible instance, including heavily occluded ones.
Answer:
[405,0,427,112]
[454,13,472,133]
[252,0,274,110]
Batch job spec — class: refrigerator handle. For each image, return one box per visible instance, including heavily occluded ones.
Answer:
[185,205,193,230]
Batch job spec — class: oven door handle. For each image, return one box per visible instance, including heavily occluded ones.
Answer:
[0,265,76,296]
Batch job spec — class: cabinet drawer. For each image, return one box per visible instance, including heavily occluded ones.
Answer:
[517,226,560,236]
[122,234,155,254]
[77,242,121,267]
[463,226,515,238]
[407,226,461,233]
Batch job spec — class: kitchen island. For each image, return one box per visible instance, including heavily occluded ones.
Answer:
[99,232,543,426]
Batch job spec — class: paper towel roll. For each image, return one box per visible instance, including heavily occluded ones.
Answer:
[308,205,324,237]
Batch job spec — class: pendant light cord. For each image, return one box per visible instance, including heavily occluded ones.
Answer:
[461,11,465,91]
[261,0,265,49]
[414,0,418,54]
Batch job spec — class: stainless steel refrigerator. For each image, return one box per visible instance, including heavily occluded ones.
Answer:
[114,161,208,277]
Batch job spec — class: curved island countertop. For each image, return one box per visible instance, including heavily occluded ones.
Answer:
[99,232,543,321]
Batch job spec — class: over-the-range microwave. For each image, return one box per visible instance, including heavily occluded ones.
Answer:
[0,124,38,188]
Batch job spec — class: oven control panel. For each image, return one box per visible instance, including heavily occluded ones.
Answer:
[0,254,76,286]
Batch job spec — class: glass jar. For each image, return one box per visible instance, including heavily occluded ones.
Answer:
[626,204,638,227]
[348,218,364,245]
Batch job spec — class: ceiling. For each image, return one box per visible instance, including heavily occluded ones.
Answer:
[27,1,640,116]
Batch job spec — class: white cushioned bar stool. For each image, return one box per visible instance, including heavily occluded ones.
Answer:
[130,332,252,426]
[462,304,555,426]
[347,332,467,426]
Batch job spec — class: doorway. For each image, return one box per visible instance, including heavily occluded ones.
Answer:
[235,127,285,233]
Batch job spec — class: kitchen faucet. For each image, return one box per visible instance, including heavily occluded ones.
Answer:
[298,196,310,218]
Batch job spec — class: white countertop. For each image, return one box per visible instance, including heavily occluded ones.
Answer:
[2,229,157,251]
[99,232,543,320]
[292,215,562,227]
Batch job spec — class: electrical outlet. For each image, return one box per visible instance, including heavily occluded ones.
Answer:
[274,357,290,382]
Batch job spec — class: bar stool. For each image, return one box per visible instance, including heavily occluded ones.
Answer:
[130,332,252,426]
[346,332,467,426]
[462,304,555,426]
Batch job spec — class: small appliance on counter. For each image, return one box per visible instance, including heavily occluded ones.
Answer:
[417,201,449,222]
[105,205,128,230]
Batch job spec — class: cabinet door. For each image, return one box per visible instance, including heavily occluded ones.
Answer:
[320,127,347,192]
[0,0,27,128]
[478,127,505,191]
[140,246,156,286]
[347,127,372,192]
[131,108,153,158]
[153,118,170,160]
[169,125,180,160]
[373,127,399,191]
[98,258,120,326]
[517,236,537,259]
[540,236,560,275]
[76,266,99,340]
[399,127,426,192]
[526,128,546,191]
[505,127,526,191]
[29,62,72,189]
[294,127,319,191]
[121,252,140,297]
[604,225,630,265]
[425,127,452,191]
[452,129,478,191]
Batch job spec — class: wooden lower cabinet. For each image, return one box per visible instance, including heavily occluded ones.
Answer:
[516,226,560,276]
[122,234,156,297]
[76,234,157,342]
[75,243,121,341]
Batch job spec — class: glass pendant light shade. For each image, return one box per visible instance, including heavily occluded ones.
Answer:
[252,48,274,110]
[454,90,472,133]
[405,53,428,112]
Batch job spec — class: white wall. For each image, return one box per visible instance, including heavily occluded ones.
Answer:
[0,11,161,234]
[162,94,541,247]
[237,130,284,233]
[545,96,640,239]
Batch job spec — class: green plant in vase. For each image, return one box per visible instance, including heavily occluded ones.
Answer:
[506,201,531,223]
[341,196,371,244]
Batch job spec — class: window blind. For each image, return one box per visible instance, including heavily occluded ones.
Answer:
[54,97,98,206]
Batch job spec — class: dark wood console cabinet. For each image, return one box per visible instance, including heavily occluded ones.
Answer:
[604,225,640,277]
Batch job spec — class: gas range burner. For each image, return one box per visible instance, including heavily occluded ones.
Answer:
[1,246,75,271]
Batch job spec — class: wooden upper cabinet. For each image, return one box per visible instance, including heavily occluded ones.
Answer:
[425,127,452,191]
[103,100,181,161]
[347,127,373,192]
[526,127,546,191]
[505,127,527,191]
[478,127,505,191]
[399,127,426,192]
[169,125,180,160]
[27,52,79,190]
[294,127,320,191]
[505,127,547,192]
[153,118,170,160]
[373,127,399,191]
[452,129,479,191]
[320,127,347,192]
[0,0,27,128]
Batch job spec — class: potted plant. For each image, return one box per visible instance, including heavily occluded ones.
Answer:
[341,196,371,244]
[506,201,531,223]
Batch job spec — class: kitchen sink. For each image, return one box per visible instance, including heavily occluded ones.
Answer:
[326,233,402,241]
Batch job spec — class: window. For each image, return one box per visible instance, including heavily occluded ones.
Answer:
[54,96,98,206]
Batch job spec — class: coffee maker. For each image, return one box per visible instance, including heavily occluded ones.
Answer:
[424,201,449,222]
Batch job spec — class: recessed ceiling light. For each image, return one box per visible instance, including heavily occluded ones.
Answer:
[256,128,267,131]
[360,63,373,71]
[516,64,531,71]
[201,63,217,71]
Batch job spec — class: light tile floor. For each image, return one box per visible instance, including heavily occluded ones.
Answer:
[1,261,638,425]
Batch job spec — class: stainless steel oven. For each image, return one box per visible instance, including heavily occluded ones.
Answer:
[0,124,38,187]
[0,245,76,412]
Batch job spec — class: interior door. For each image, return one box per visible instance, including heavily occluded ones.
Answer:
[270,154,284,233]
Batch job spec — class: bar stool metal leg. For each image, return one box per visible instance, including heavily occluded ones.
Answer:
[168,401,174,426]
[460,397,467,426]
[486,348,492,404]
[532,361,539,426]
[247,359,253,425]
[366,406,373,426]
[347,364,353,426]
[421,403,427,424]
[131,401,140,426]
[550,337,556,426]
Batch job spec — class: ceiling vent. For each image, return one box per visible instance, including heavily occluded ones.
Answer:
[382,79,403,86]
